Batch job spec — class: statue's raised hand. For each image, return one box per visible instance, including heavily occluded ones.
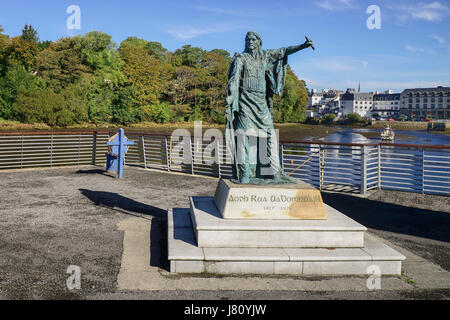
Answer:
[304,36,315,50]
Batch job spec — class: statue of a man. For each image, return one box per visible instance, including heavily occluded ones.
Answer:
[225,31,314,184]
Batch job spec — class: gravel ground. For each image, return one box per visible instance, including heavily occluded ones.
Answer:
[0,166,449,300]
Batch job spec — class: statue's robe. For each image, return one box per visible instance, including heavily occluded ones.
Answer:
[226,48,293,184]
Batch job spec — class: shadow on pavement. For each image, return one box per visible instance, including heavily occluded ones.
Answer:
[76,168,115,178]
[79,189,169,271]
[322,192,450,243]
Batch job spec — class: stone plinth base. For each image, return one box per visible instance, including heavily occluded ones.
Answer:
[167,207,406,275]
[213,179,327,220]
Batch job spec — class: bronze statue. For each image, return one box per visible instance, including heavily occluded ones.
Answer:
[225,31,314,184]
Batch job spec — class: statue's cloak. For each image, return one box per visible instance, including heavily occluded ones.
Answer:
[227,48,288,131]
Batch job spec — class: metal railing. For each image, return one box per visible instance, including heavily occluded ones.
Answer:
[0,131,110,169]
[0,131,449,196]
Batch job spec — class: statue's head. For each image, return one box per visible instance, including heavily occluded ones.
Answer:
[245,31,262,53]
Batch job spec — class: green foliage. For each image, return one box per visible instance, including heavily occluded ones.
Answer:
[347,113,363,124]
[12,87,73,126]
[0,26,309,127]
[273,68,308,123]
[323,113,336,124]
[147,103,171,123]
[21,25,39,43]
[35,37,90,88]
[304,117,321,125]
[0,66,43,119]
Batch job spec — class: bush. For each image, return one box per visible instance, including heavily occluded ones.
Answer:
[347,113,362,124]
[304,117,321,125]
[323,113,336,125]
[148,103,170,123]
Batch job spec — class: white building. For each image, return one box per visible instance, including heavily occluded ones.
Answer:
[340,89,374,118]
[307,89,343,118]
[400,86,450,120]
[308,89,325,108]
[373,91,401,119]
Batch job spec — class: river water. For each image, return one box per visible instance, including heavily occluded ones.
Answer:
[314,127,449,146]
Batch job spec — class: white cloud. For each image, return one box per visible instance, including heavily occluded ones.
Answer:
[315,0,358,11]
[405,44,437,55]
[166,24,246,40]
[389,1,450,23]
[429,34,445,44]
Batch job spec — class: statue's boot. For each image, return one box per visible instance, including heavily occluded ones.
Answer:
[240,174,250,184]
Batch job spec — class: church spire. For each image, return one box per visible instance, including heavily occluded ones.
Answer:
[358,81,361,93]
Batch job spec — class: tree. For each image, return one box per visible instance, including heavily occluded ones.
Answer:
[209,49,231,61]
[323,113,336,124]
[21,25,39,43]
[35,37,90,89]
[199,51,229,122]
[146,41,169,62]
[173,45,205,68]
[0,27,9,76]
[167,65,196,105]
[273,67,308,123]
[12,87,67,126]
[120,38,171,108]
[73,31,125,86]
[111,85,140,124]
[347,113,362,124]
[5,36,39,72]
[0,65,43,119]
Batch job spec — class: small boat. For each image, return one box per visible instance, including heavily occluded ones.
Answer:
[381,125,395,141]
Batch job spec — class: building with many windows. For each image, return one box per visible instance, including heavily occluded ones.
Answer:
[307,89,343,118]
[400,86,450,120]
[373,91,401,119]
[340,89,374,118]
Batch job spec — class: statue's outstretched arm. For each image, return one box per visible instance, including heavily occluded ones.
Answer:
[286,37,314,55]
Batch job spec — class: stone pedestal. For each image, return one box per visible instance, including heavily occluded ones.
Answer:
[167,179,406,276]
[214,179,327,220]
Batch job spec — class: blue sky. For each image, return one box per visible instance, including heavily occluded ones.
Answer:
[1,0,449,92]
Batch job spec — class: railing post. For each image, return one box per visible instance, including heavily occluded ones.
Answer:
[141,135,147,169]
[50,134,53,168]
[361,146,367,195]
[318,145,322,190]
[422,148,425,194]
[217,139,222,178]
[190,137,194,175]
[92,131,97,166]
[165,136,171,172]
[77,134,81,166]
[281,144,285,173]
[20,135,24,169]
[377,144,381,190]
